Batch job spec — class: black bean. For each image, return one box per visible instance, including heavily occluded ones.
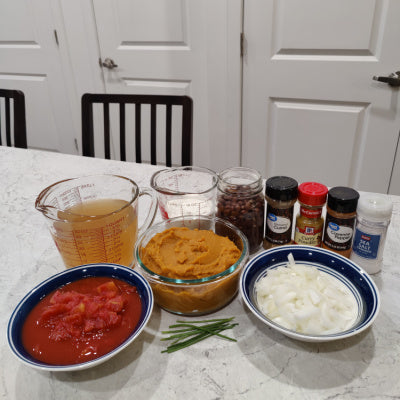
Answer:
[217,190,264,253]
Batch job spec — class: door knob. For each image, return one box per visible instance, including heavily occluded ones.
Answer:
[373,71,400,87]
[101,58,118,69]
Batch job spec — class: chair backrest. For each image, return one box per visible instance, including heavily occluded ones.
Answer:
[81,94,193,167]
[0,89,27,148]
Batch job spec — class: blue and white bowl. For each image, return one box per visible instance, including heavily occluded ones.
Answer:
[240,245,380,342]
[8,263,153,371]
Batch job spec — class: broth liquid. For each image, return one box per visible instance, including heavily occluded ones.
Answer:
[52,199,137,268]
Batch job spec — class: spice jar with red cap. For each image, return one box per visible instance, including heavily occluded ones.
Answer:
[294,182,328,247]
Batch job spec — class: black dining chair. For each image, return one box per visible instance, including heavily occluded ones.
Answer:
[0,89,27,148]
[81,94,193,166]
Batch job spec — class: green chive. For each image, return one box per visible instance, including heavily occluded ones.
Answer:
[161,317,238,353]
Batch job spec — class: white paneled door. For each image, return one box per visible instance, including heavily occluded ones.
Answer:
[92,0,241,170]
[242,0,400,194]
[0,0,77,153]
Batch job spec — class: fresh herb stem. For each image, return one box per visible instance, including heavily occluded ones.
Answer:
[161,317,238,353]
[161,327,196,334]
[176,317,235,324]
[170,323,237,341]
[162,332,213,353]
[161,331,197,341]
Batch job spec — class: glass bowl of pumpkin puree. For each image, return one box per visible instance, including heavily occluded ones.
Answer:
[134,216,249,315]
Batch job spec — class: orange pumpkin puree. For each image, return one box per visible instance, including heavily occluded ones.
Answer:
[141,227,241,280]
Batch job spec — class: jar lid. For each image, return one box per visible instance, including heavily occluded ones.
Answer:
[357,194,393,220]
[265,176,298,201]
[298,182,328,206]
[327,187,360,213]
[218,166,263,195]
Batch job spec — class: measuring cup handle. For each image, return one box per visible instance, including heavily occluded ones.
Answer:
[138,187,158,237]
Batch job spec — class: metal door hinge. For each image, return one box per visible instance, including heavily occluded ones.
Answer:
[54,30,59,46]
[240,32,245,57]
[74,138,79,152]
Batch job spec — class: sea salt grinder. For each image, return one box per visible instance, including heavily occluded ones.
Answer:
[350,194,393,274]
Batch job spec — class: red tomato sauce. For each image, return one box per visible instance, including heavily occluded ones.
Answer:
[22,277,142,365]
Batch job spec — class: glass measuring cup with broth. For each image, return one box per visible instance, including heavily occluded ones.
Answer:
[35,175,157,268]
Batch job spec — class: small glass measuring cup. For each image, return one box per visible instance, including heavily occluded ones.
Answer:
[35,174,158,268]
[150,166,218,219]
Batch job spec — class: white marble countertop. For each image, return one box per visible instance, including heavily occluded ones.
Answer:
[1,147,399,400]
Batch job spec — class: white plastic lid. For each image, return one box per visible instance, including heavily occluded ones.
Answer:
[357,193,393,220]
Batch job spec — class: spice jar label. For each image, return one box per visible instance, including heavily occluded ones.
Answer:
[294,226,323,246]
[326,223,353,243]
[352,229,381,259]
[267,213,291,233]
[300,206,322,219]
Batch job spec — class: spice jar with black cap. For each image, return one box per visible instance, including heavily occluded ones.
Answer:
[322,186,360,258]
[263,176,298,249]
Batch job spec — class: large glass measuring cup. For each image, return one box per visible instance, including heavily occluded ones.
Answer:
[35,174,158,268]
[150,166,218,219]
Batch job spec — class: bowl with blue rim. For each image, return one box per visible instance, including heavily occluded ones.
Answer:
[8,263,153,371]
[240,245,380,342]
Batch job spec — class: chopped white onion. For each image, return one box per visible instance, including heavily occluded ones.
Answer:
[255,253,358,335]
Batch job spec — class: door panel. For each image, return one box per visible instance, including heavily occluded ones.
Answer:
[242,0,400,194]
[0,0,76,152]
[92,0,242,170]
[117,0,185,43]
[275,0,376,51]
[267,99,368,185]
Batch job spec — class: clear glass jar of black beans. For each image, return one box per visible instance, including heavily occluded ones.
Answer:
[217,167,264,253]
